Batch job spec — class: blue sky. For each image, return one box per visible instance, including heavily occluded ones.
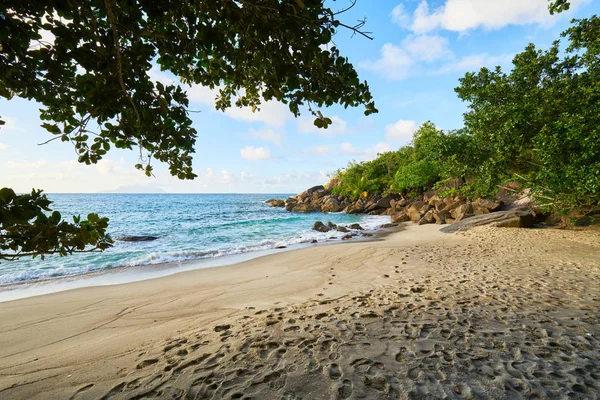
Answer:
[1,0,597,193]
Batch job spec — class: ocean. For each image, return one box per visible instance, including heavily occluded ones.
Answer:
[0,193,390,285]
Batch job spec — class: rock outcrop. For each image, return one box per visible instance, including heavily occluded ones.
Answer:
[265,199,285,207]
[312,221,330,233]
[274,182,552,231]
[119,236,159,242]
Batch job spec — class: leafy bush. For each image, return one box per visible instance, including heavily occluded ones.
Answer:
[328,15,599,214]
[393,160,440,194]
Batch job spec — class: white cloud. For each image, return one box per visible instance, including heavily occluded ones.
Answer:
[0,143,7,152]
[298,116,348,135]
[2,157,152,193]
[362,142,393,161]
[362,31,515,80]
[401,0,588,34]
[7,160,48,169]
[390,4,411,28]
[0,116,24,133]
[340,142,358,155]
[224,100,291,127]
[240,171,252,181]
[361,35,450,80]
[205,168,214,178]
[372,142,392,154]
[312,145,331,156]
[339,142,393,162]
[240,146,272,161]
[361,43,413,80]
[220,169,233,183]
[249,128,282,146]
[187,84,219,105]
[437,53,514,74]
[148,67,292,127]
[385,120,418,143]
[403,35,452,62]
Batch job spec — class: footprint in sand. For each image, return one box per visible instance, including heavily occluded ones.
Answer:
[326,363,342,380]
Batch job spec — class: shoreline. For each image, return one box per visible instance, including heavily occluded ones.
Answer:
[1,224,598,399]
[0,223,401,303]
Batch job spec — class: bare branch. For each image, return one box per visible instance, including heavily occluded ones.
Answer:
[104,0,142,126]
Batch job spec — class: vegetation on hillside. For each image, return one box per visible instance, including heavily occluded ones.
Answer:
[329,15,600,213]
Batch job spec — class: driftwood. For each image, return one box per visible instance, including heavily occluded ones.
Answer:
[440,211,535,233]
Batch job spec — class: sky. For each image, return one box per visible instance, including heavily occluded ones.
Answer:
[1,0,598,194]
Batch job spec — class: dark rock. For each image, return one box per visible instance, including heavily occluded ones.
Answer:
[441,211,536,233]
[391,211,410,223]
[275,245,287,249]
[429,199,446,210]
[496,182,522,204]
[321,196,344,213]
[450,203,473,220]
[379,223,398,228]
[362,233,373,237]
[472,204,491,216]
[433,210,451,225]
[342,234,353,240]
[474,198,503,212]
[348,223,364,230]
[297,185,326,203]
[326,221,337,229]
[119,236,159,242]
[265,199,285,207]
[407,207,423,222]
[409,201,428,212]
[291,203,317,213]
[306,185,325,195]
[422,210,435,224]
[441,198,465,212]
[423,191,438,202]
[368,208,387,215]
[285,198,298,211]
[390,198,408,210]
[544,213,563,226]
[336,226,349,233]
[311,239,318,244]
[574,216,594,227]
[374,195,394,210]
[312,221,330,232]
[311,189,329,203]
[344,200,365,214]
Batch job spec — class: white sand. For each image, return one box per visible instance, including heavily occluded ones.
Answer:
[0,224,599,399]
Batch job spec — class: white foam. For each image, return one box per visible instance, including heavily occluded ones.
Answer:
[0,214,391,286]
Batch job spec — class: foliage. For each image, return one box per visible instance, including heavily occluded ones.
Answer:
[455,16,600,210]
[327,3,598,215]
[330,147,414,200]
[1,0,377,178]
[549,0,571,15]
[330,122,465,198]
[0,0,377,259]
[329,13,600,213]
[0,188,112,261]
[393,160,440,195]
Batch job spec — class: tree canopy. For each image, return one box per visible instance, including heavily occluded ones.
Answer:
[329,11,600,214]
[0,0,377,260]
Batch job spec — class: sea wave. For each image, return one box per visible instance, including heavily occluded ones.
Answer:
[0,194,391,285]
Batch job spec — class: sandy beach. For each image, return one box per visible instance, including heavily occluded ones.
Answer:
[0,224,599,399]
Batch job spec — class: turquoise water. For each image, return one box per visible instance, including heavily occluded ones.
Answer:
[0,194,390,284]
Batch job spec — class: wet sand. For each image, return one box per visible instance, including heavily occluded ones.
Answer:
[0,224,599,399]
